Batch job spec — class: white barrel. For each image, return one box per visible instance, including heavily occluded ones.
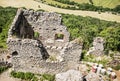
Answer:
[107,71,111,77]
[107,67,112,72]
[92,66,97,73]
[99,64,103,68]
[97,67,101,74]
[101,69,106,75]
[111,72,116,79]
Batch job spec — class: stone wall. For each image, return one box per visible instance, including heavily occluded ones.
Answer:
[24,9,70,47]
[7,9,82,74]
[87,37,104,56]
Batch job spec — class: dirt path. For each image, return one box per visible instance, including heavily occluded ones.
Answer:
[0,0,120,22]
[0,69,21,81]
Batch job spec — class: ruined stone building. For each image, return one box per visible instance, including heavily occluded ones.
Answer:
[87,37,104,56]
[7,9,83,74]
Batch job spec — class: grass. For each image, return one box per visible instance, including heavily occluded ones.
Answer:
[71,0,120,8]
[40,74,55,81]
[0,0,120,23]
[40,0,69,7]
[0,7,17,49]
[11,71,38,81]
[71,0,90,4]
[11,71,55,81]
[0,66,9,74]
[82,54,112,66]
[39,0,120,8]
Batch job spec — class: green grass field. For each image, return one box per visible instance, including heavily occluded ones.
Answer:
[71,0,90,4]
[42,0,69,7]
[71,0,120,8]
[39,0,120,8]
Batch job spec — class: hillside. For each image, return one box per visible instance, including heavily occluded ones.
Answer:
[0,7,120,52]
[37,0,120,14]
[72,0,120,8]
[0,0,120,23]
[38,0,120,8]
[0,3,120,81]
[0,7,17,48]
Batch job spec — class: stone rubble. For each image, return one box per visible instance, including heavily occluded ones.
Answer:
[55,70,83,81]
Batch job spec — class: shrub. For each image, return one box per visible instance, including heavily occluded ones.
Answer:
[41,74,55,81]
[10,71,55,81]
[81,50,87,60]
[112,65,120,70]
[0,66,8,74]
[11,71,38,81]
[25,72,34,80]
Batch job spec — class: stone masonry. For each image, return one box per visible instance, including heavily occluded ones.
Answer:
[87,37,104,56]
[7,8,83,74]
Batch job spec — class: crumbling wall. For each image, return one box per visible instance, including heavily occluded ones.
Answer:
[23,9,70,47]
[8,8,34,39]
[7,38,82,74]
[87,37,104,56]
[7,38,45,71]
[7,9,82,74]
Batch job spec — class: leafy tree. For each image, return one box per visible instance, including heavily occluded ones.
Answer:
[89,0,94,4]
[62,14,120,51]
[114,5,120,13]
[100,27,120,51]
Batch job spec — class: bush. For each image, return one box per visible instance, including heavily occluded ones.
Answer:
[81,50,87,60]
[25,72,34,80]
[11,71,38,81]
[112,65,120,70]
[11,71,55,81]
[41,74,55,81]
[0,66,8,74]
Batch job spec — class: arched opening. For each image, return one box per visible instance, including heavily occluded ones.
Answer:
[12,51,18,56]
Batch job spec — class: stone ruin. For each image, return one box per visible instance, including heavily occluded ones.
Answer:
[87,37,104,56]
[7,9,83,74]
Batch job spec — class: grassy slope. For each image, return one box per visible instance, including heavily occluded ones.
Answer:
[0,7,120,51]
[42,0,69,7]
[0,7,17,48]
[71,0,120,8]
[71,0,90,4]
[0,0,120,23]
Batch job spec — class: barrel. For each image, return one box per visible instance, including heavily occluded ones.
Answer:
[101,69,106,75]
[92,66,97,73]
[111,72,116,79]
[96,67,102,74]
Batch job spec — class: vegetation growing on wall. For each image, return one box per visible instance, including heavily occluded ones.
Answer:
[34,32,40,39]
